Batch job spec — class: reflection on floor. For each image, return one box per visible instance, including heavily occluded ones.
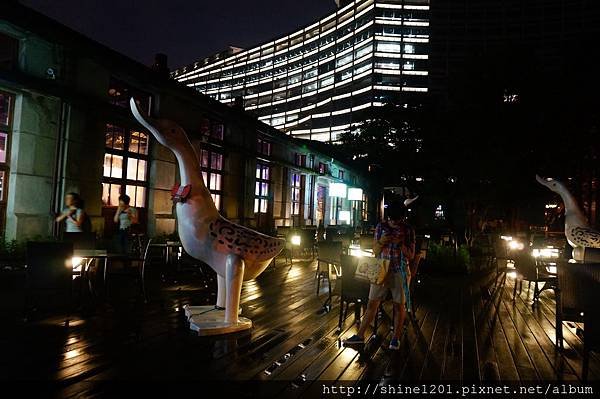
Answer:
[1,256,598,397]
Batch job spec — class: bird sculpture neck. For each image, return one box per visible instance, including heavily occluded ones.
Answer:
[557,186,588,228]
[171,142,218,217]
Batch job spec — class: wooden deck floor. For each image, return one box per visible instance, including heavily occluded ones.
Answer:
[1,256,598,397]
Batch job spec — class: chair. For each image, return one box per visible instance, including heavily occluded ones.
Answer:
[276,226,291,239]
[338,255,370,331]
[359,234,374,251]
[492,238,512,279]
[511,252,556,307]
[325,227,339,241]
[105,238,152,302]
[300,228,317,258]
[315,241,342,301]
[130,233,146,258]
[555,260,600,381]
[24,242,74,317]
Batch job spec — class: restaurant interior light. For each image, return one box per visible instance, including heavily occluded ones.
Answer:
[347,187,363,201]
[338,210,351,223]
[329,182,347,198]
[532,247,559,258]
[508,240,524,250]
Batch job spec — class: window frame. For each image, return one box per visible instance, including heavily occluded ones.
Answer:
[291,172,304,216]
[257,137,272,156]
[102,123,150,209]
[254,162,271,214]
[199,147,224,210]
[0,90,14,235]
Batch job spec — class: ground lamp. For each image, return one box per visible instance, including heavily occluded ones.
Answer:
[290,233,301,264]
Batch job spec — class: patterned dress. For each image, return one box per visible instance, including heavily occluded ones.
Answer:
[374,221,414,311]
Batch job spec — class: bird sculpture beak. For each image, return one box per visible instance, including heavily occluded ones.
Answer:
[404,195,419,207]
[130,97,168,146]
[535,174,552,188]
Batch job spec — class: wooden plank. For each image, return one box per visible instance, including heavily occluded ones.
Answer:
[495,278,540,381]
[509,281,579,381]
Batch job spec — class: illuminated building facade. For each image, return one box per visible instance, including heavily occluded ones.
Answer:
[0,2,375,240]
[173,0,430,142]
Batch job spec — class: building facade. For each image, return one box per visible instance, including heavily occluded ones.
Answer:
[173,0,430,142]
[0,3,374,242]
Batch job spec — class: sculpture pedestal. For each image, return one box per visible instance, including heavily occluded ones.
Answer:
[183,305,242,319]
[183,305,252,336]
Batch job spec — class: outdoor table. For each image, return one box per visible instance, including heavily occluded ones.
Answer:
[149,242,182,267]
[73,249,127,297]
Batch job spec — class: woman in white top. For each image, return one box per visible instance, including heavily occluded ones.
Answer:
[56,192,86,233]
[113,194,138,254]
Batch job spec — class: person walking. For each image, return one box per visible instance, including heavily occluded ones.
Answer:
[343,200,415,350]
[113,194,138,254]
[56,192,86,234]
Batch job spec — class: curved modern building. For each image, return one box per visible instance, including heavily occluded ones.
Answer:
[172,0,430,142]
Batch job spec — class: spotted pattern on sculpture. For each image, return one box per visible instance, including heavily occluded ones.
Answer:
[209,218,283,259]
[569,226,600,248]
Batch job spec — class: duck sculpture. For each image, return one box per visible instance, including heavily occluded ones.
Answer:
[131,99,285,335]
[536,175,600,261]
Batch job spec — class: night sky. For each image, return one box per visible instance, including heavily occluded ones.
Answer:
[20,0,336,69]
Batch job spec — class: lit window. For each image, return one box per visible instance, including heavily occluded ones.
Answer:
[355,43,372,58]
[376,42,401,53]
[291,173,304,216]
[336,54,353,68]
[0,91,13,231]
[102,124,149,209]
[271,116,285,126]
[319,76,334,88]
[254,163,270,214]
[200,149,224,210]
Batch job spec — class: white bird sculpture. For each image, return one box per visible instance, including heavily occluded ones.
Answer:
[404,195,419,207]
[536,175,600,260]
[131,99,285,334]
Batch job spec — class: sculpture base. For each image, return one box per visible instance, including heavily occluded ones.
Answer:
[183,305,242,319]
[186,306,252,336]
